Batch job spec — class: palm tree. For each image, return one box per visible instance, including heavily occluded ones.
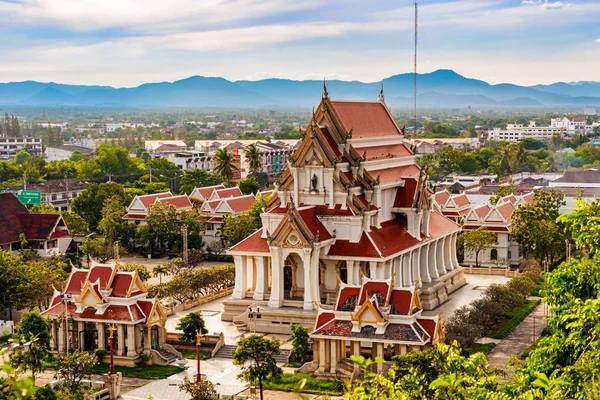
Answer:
[244,143,262,175]
[152,264,168,284]
[213,148,238,185]
[515,142,528,170]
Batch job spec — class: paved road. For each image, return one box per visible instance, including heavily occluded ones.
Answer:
[486,303,548,369]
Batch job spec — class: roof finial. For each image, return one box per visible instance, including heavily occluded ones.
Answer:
[378,83,385,102]
[322,77,329,99]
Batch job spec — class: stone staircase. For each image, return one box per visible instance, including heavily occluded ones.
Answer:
[158,349,179,364]
[215,345,291,364]
[337,359,356,377]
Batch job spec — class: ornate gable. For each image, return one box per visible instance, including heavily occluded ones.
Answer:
[147,297,167,326]
[268,205,316,248]
[352,294,385,325]
[78,280,104,308]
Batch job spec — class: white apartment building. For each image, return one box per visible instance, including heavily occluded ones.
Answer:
[105,123,125,132]
[0,136,43,160]
[488,121,564,142]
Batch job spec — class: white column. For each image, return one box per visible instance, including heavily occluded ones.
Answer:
[57,321,65,353]
[268,248,284,308]
[437,239,445,275]
[317,339,327,373]
[421,244,431,283]
[330,339,338,373]
[354,262,361,284]
[428,242,439,280]
[77,321,85,350]
[376,343,384,374]
[369,261,377,279]
[347,260,355,285]
[246,257,255,293]
[303,248,314,310]
[311,248,321,305]
[97,323,105,351]
[253,256,267,300]
[403,253,411,287]
[233,255,247,299]
[126,325,137,357]
[452,233,460,268]
[292,168,299,205]
[117,324,125,356]
[396,256,404,287]
[412,248,421,284]
[444,236,453,271]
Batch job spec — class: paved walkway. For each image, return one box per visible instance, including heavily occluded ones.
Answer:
[486,303,548,369]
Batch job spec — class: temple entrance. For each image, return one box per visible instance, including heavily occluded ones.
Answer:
[151,326,160,350]
[283,266,293,299]
[339,261,348,284]
[84,322,97,351]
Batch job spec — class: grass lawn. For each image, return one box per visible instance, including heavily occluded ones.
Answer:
[181,349,212,360]
[264,373,344,395]
[92,364,184,379]
[464,342,497,357]
[0,334,13,344]
[491,299,541,340]
[283,360,303,368]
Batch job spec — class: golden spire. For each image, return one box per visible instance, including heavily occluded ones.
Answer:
[108,324,117,339]
[196,330,202,346]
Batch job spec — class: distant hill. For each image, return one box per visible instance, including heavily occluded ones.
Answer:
[0,69,598,108]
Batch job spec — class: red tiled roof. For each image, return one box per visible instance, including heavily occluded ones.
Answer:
[207,216,223,223]
[328,233,380,258]
[158,195,192,209]
[389,289,413,315]
[417,318,437,339]
[298,207,332,241]
[65,270,88,294]
[353,143,412,160]
[224,195,256,213]
[330,101,402,139]
[214,187,243,199]
[130,304,145,321]
[428,211,460,238]
[17,213,62,241]
[49,230,70,239]
[228,228,270,253]
[496,202,515,221]
[434,190,450,206]
[367,164,420,184]
[315,310,336,330]
[139,192,172,208]
[207,199,221,212]
[197,185,225,199]
[451,194,470,208]
[369,220,420,257]
[88,266,113,289]
[462,225,509,232]
[78,305,136,322]
[110,274,133,297]
[359,281,390,305]
[320,127,341,157]
[313,320,353,337]
[474,204,490,219]
[137,300,154,318]
[314,204,354,216]
[336,286,360,311]
[123,214,147,220]
[393,179,417,208]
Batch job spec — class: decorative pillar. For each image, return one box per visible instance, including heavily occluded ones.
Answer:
[376,343,384,374]
[311,248,321,305]
[452,233,460,269]
[117,324,125,356]
[444,235,453,271]
[420,244,431,283]
[253,256,267,301]
[347,260,356,285]
[292,168,299,205]
[412,248,421,284]
[268,248,284,308]
[57,321,65,353]
[232,255,247,299]
[317,339,327,373]
[403,253,411,287]
[303,248,314,310]
[146,327,152,352]
[291,263,298,298]
[335,263,341,290]
[437,239,446,275]
[126,325,137,357]
[352,342,360,374]
[96,323,105,352]
[428,241,439,279]
[330,339,338,373]
[77,321,85,351]
[369,261,377,279]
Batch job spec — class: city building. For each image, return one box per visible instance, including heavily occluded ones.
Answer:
[222,89,466,333]
[45,144,94,162]
[550,169,600,195]
[105,123,125,132]
[122,192,193,224]
[0,136,42,160]
[255,141,294,181]
[488,121,564,142]
[145,140,188,155]
[440,172,497,188]
[4,179,90,212]
[200,194,257,247]
[164,150,212,171]
[41,262,173,366]
[308,277,443,376]
[411,138,481,154]
[0,193,71,257]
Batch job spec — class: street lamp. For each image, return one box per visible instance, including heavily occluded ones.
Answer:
[60,293,74,354]
[196,330,202,384]
[108,324,117,375]
[159,173,183,192]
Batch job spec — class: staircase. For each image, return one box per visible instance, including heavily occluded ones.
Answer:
[215,345,291,364]
[214,344,237,359]
[337,359,356,377]
[158,349,179,364]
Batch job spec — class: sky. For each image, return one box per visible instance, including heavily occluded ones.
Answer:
[0,0,599,87]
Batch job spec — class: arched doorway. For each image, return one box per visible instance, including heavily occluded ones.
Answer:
[151,326,160,350]
[283,254,300,300]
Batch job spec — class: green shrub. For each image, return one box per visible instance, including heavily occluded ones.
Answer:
[492,299,540,339]
[507,275,537,297]
[483,283,525,314]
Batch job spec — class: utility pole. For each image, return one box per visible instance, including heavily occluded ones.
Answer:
[182,225,189,266]
[149,167,152,183]
[114,240,120,264]
[23,169,27,191]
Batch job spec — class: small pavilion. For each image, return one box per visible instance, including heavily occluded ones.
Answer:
[309,275,444,376]
[42,262,170,366]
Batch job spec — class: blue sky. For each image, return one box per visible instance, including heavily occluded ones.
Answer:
[0,0,598,87]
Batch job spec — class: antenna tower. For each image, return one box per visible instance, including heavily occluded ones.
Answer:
[413,0,418,139]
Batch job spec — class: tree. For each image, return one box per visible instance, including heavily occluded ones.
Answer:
[98,196,127,244]
[179,169,219,195]
[69,151,87,162]
[489,181,516,205]
[238,176,262,195]
[178,377,217,400]
[290,324,310,362]
[244,144,262,175]
[95,144,142,177]
[221,213,259,247]
[80,236,114,264]
[14,150,31,165]
[60,212,88,235]
[71,182,130,230]
[152,264,168,285]
[444,306,484,348]
[232,335,282,400]
[176,312,208,342]
[9,312,51,384]
[55,351,97,390]
[461,227,496,267]
[213,148,238,185]
[29,204,58,214]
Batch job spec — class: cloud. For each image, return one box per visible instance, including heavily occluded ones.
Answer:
[522,0,564,9]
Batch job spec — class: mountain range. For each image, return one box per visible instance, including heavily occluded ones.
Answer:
[1,69,599,109]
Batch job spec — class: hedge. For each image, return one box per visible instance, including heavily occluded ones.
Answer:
[491,299,541,340]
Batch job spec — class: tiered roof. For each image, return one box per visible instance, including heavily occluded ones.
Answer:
[123,191,193,221]
[0,193,69,245]
[311,277,443,346]
[42,262,166,325]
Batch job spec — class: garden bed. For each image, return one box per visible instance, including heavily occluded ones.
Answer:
[181,349,212,360]
[263,373,344,395]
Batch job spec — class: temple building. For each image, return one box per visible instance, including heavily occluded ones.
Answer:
[308,276,444,376]
[41,262,175,366]
[222,87,466,332]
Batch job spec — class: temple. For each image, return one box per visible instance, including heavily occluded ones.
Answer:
[41,262,175,366]
[308,276,444,376]
[223,87,466,332]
